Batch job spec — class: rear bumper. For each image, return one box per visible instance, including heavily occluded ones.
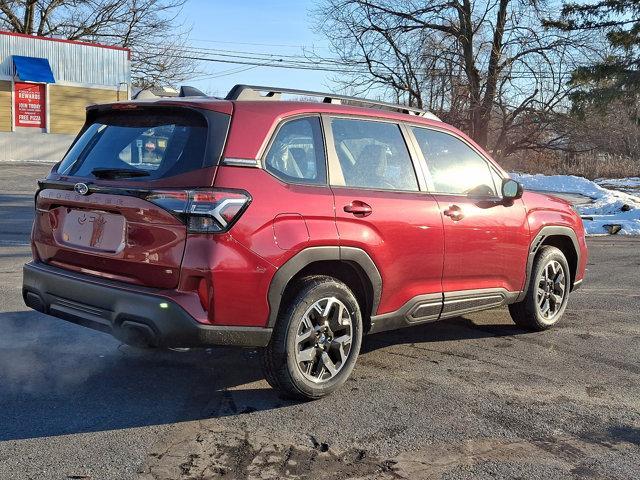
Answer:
[22,261,272,348]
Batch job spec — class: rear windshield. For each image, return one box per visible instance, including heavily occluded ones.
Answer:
[57,109,229,180]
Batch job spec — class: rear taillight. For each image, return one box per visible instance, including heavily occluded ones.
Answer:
[145,189,251,233]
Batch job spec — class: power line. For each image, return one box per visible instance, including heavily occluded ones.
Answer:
[133,40,574,78]
[143,42,325,60]
[131,43,574,81]
[190,37,331,50]
[133,41,344,67]
[206,64,260,79]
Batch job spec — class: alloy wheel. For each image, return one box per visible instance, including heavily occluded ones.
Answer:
[537,260,567,320]
[294,296,353,383]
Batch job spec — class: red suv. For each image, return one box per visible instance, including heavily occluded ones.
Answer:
[23,85,587,399]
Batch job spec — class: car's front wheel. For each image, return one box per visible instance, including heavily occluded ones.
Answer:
[261,275,363,400]
[509,246,571,330]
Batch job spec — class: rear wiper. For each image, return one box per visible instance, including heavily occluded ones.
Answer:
[91,168,150,179]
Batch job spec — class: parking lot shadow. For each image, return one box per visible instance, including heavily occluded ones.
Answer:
[0,308,527,442]
[0,310,296,442]
[361,314,527,354]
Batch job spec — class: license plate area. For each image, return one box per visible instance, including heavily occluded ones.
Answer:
[61,209,126,253]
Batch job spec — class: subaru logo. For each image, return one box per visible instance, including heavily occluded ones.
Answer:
[74,183,89,195]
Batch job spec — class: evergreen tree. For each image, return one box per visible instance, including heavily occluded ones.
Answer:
[547,0,639,108]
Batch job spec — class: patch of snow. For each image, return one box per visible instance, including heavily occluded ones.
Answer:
[596,177,640,188]
[511,173,640,236]
[595,177,640,195]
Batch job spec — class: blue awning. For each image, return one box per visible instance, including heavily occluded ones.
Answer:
[12,56,55,83]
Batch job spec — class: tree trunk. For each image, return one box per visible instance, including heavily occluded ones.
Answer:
[477,0,509,150]
[457,0,484,146]
[22,0,37,34]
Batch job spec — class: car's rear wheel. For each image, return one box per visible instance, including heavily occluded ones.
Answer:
[261,275,363,400]
[509,246,571,330]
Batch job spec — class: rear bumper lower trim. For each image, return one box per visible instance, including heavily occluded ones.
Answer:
[22,261,272,348]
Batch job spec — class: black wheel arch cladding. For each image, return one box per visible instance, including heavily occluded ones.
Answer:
[267,246,381,328]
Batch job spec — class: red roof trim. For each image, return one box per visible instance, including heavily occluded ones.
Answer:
[0,30,131,57]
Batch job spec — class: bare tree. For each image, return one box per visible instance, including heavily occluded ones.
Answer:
[0,0,196,88]
[314,0,595,157]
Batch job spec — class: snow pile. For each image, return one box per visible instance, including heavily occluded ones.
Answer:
[511,173,640,235]
[595,177,640,194]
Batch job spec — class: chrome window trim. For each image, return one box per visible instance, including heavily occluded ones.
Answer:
[222,157,260,168]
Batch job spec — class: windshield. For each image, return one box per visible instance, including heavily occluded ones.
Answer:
[57,109,226,180]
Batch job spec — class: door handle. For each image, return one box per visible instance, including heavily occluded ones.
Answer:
[344,200,372,217]
[444,205,464,221]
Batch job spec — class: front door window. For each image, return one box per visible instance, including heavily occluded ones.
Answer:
[411,127,500,197]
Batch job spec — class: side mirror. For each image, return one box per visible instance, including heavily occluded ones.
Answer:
[502,178,524,200]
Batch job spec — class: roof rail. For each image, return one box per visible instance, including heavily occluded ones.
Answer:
[225,84,440,121]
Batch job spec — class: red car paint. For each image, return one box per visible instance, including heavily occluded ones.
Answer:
[522,191,588,284]
[34,188,186,289]
[27,96,587,336]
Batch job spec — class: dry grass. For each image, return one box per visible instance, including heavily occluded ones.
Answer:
[499,151,640,179]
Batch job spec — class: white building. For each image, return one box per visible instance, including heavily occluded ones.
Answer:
[0,31,131,162]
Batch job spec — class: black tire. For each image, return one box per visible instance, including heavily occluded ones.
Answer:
[509,246,571,331]
[261,275,363,400]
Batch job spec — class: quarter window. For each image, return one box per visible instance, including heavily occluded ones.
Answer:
[412,127,498,196]
[264,117,327,184]
[330,118,419,191]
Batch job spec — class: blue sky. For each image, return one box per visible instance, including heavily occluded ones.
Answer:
[181,0,332,96]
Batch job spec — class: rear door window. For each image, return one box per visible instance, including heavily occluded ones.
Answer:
[329,118,419,191]
[57,109,229,180]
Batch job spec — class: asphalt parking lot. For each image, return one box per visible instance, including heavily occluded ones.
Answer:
[0,163,639,480]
